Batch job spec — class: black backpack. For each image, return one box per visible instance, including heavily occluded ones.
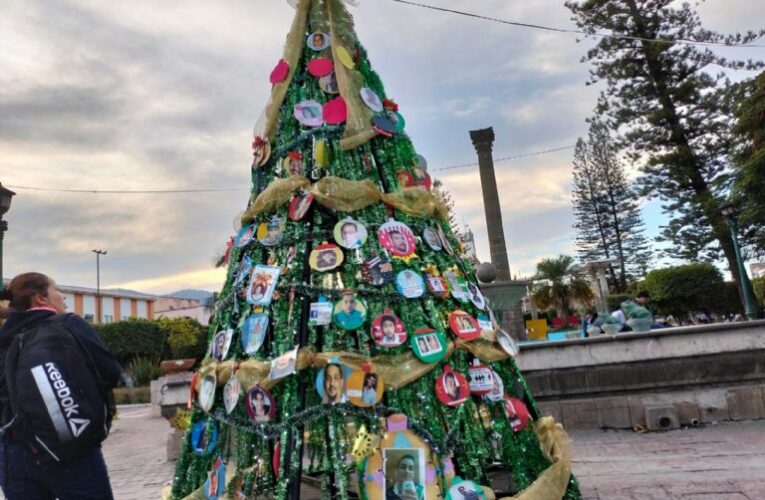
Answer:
[2,314,116,464]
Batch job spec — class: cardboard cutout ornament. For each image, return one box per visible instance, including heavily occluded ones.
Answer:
[240,313,268,355]
[346,366,383,407]
[387,110,406,132]
[307,32,331,51]
[323,96,347,125]
[414,168,432,190]
[191,419,218,456]
[437,225,455,256]
[332,291,367,330]
[422,227,442,251]
[497,329,519,357]
[309,297,333,326]
[371,114,396,136]
[234,255,253,289]
[483,370,505,403]
[252,136,271,167]
[476,314,493,332]
[396,269,425,298]
[426,274,449,298]
[448,310,480,341]
[435,365,470,407]
[444,270,469,303]
[309,242,344,272]
[446,478,486,500]
[313,138,329,167]
[466,282,486,310]
[360,87,383,112]
[283,151,303,177]
[223,373,241,414]
[467,359,494,395]
[308,56,334,76]
[378,220,417,258]
[246,265,281,306]
[319,72,340,94]
[256,216,285,247]
[336,45,355,69]
[198,373,217,412]
[211,328,234,361]
[269,347,298,381]
[410,327,447,363]
[234,224,255,248]
[396,170,415,188]
[503,395,530,432]
[288,191,314,221]
[334,217,367,249]
[361,414,453,500]
[416,154,428,171]
[371,309,407,347]
[351,425,380,463]
[362,254,394,286]
[270,58,289,84]
[294,100,325,127]
[245,385,276,423]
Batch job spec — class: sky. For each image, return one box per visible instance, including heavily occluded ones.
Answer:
[2,0,764,294]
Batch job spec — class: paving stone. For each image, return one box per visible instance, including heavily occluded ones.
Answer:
[561,399,599,430]
[595,396,631,429]
[726,386,765,420]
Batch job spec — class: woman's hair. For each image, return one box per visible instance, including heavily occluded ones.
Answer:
[0,272,50,311]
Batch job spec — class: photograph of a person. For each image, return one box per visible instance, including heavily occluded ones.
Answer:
[315,247,340,270]
[360,86,383,112]
[289,191,313,221]
[378,221,416,257]
[241,313,268,355]
[466,282,486,310]
[332,292,366,330]
[363,255,393,286]
[334,218,367,249]
[427,276,446,294]
[389,230,410,255]
[444,271,467,300]
[191,420,217,456]
[233,255,252,288]
[294,100,324,127]
[283,152,303,176]
[198,374,216,411]
[307,32,329,51]
[319,72,339,94]
[415,336,430,355]
[234,224,255,248]
[246,386,274,422]
[223,376,241,414]
[422,227,442,251]
[437,224,454,255]
[252,136,270,166]
[320,363,346,404]
[396,270,424,298]
[257,217,285,247]
[383,449,425,500]
[361,373,379,406]
[246,265,280,306]
[457,315,477,333]
[372,312,406,347]
[442,371,462,404]
[396,170,414,188]
[424,334,442,355]
[211,330,226,360]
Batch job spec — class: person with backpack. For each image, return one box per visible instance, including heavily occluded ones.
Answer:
[0,272,122,500]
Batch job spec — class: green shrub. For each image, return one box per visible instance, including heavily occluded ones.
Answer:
[157,317,208,360]
[128,356,162,386]
[113,387,151,405]
[95,318,166,364]
[640,263,725,316]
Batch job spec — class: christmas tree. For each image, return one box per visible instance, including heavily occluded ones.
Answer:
[168,1,580,498]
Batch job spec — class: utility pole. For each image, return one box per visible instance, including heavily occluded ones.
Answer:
[92,249,107,323]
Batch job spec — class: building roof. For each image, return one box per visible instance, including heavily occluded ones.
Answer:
[1,279,157,301]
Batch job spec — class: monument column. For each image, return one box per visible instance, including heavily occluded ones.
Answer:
[470,127,511,282]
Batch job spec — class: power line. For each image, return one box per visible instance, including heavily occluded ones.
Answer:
[432,145,576,172]
[6,145,576,194]
[387,0,765,49]
[5,185,247,194]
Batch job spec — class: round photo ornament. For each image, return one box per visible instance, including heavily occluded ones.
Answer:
[361,254,394,286]
[245,385,277,423]
[307,32,330,51]
[315,360,352,405]
[466,282,487,310]
[467,359,494,396]
[396,269,425,299]
[446,478,487,500]
[422,227,443,251]
[395,170,415,189]
[257,216,286,247]
[252,135,271,167]
[448,310,480,341]
[332,291,367,331]
[503,395,530,433]
[191,419,218,456]
[377,220,417,259]
[359,87,383,112]
[288,191,314,221]
[410,327,447,363]
[346,366,383,408]
[223,373,241,414]
[371,308,407,347]
[435,365,470,407]
[294,100,325,127]
[483,369,505,403]
[497,329,520,357]
[334,217,367,249]
[309,242,344,272]
[198,373,217,413]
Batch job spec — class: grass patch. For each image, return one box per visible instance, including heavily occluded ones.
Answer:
[114,386,151,405]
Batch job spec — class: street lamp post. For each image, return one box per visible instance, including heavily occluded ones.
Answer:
[0,183,17,292]
[721,204,758,320]
[92,249,107,323]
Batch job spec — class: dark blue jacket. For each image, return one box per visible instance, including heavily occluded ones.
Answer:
[0,310,122,423]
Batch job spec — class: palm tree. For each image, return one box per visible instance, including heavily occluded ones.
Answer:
[532,255,594,317]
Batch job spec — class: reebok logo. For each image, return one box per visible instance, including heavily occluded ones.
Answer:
[31,363,91,441]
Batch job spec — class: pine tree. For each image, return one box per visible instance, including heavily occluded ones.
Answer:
[566,0,764,308]
[731,71,765,257]
[571,121,653,291]
[168,1,580,499]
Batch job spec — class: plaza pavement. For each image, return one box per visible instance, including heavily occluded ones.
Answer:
[3,405,764,499]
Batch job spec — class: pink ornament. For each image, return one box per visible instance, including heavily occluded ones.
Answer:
[270,59,289,84]
[323,96,348,125]
[307,57,334,77]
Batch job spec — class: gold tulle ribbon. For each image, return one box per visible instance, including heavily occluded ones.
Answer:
[195,335,510,394]
[242,175,448,224]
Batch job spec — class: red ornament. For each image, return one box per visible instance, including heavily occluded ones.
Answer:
[435,365,470,407]
[503,395,530,432]
[323,96,348,125]
[287,151,302,160]
[307,57,334,77]
[273,441,281,476]
[448,310,480,341]
[383,98,399,112]
[270,59,289,84]
[223,236,235,265]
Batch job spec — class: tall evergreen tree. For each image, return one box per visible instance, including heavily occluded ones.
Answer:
[566,0,764,309]
[731,71,765,257]
[571,121,653,291]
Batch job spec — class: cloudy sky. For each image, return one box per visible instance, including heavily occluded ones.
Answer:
[2,0,764,294]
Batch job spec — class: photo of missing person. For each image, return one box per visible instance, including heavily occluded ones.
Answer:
[319,72,339,94]
[425,334,441,353]
[289,192,313,221]
[458,315,476,333]
[317,249,338,269]
[284,153,303,177]
[257,217,285,247]
[416,336,430,355]
[321,363,346,405]
[246,265,281,306]
[383,449,425,500]
[332,292,366,330]
[373,312,406,347]
[246,386,274,423]
[363,255,394,286]
[334,218,367,249]
[198,374,216,411]
[422,227,442,251]
[467,282,486,310]
[294,101,325,127]
[442,372,462,403]
[378,221,416,257]
[361,373,379,406]
[360,87,383,112]
[269,347,298,381]
[234,225,255,248]
[396,270,424,298]
[307,32,330,51]
[241,313,268,355]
